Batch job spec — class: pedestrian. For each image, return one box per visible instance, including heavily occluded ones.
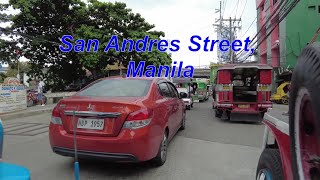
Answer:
[188,83,193,95]
[37,78,45,106]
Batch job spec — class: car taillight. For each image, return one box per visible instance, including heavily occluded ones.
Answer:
[257,84,271,92]
[216,84,232,91]
[51,106,62,125]
[123,108,152,129]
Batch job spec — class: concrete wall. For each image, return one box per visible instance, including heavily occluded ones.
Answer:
[285,0,320,69]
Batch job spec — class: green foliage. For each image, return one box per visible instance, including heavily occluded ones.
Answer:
[5,61,30,78]
[0,72,6,83]
[0,0,172,91]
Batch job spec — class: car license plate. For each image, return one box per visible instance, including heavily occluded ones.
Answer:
[77,118,104,130]
[223,86,230,90]
[238,104,249,108]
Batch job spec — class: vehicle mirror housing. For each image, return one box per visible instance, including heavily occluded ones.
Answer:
[179,92,188,98]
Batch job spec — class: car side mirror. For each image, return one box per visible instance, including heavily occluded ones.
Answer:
[179,92,188,98]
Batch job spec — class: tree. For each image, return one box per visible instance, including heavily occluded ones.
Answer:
[5,61,30,78]
[3,0,88,91]
[0,0,172,91]
[0,73,6,83]
[75,0,172,78]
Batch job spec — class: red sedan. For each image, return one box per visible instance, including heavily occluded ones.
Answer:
[49,77,187,166]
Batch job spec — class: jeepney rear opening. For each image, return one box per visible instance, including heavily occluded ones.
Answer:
[232,67,259,102]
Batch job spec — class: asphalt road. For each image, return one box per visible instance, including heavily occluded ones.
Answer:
[2,100,266,180]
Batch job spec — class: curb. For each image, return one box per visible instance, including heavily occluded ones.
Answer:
[1,107,54,121]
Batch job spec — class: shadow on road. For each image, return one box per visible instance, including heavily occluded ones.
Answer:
[225,120,263,126]
[62,133,181,178]
[73,159,154,177]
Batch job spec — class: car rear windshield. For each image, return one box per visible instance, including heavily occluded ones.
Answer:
[77,79,152,97]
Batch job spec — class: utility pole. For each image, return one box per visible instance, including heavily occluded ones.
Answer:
[213,1,241,64]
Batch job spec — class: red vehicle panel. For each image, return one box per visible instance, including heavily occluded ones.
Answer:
[260,70,272,84]
[264,120,293,180]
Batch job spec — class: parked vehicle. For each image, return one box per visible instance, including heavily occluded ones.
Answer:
[0,118,31,180]
[271,81,290,105]
[213,64,273,122]
[256,42,320,180]
[64,78,93,92]
[27,89,47,107]
[177,88,193,110]
[193,81,209,102]
[49,77,186,166]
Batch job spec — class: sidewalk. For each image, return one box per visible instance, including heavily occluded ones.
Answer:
[0,104,56,121]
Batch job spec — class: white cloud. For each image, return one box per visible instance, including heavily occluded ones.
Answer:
[105,0,257,67]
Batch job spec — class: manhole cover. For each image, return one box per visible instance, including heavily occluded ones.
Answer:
[4,122,49,136]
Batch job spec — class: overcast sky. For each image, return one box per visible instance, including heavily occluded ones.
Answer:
[0,0,257,68]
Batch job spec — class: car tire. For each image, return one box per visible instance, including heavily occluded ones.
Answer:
[186,105,191,110]
[151,131,168,167]
[180,116,186,131]
[256,149,284,180]
[289,43,320,180]
[191,103,193,108]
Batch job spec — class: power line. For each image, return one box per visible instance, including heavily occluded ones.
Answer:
[222,0,227,18]
[240,17,257,39]
[229,0,238,17]
[235,0,289,58]
[241,0,301,63]
[234,0,240,17]
[240,0,248,19]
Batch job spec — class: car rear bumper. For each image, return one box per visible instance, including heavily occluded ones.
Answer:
[183,101,191,106]
[49,124,162,162]
[52,147,138,162]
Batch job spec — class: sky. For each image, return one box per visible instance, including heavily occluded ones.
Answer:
[0,0,257,68]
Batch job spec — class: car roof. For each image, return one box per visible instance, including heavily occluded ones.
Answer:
[96,76,170,84]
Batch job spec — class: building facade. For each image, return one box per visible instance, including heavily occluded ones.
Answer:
[256,0,320,90]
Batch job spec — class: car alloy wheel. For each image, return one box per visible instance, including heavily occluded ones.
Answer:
[160,133,168,162]
[180,115,186,130]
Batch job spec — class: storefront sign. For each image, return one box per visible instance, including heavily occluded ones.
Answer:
[0,78,27,114]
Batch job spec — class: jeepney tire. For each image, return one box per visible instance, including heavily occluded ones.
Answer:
[256,149,284,180]
[289,43,320,180]
[215,109,222,118]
